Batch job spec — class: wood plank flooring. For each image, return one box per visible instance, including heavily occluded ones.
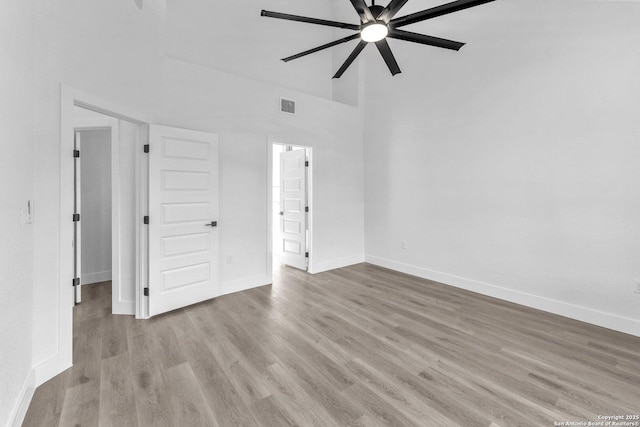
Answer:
[23,263,640,426]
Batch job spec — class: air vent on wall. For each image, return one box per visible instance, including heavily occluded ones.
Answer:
[280,97,296,115]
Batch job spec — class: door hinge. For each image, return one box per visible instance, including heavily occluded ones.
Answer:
[143,216,149,225]
[143,287,149,296]
[144,144,149,153]
[305,252,309,258]
[73,213,80,222]
[305,160,309,167]
[305,206,309,213]
[72,277,80,287]
[73,149,80,158]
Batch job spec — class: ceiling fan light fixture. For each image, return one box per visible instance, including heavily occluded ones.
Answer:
[360,22,388,42]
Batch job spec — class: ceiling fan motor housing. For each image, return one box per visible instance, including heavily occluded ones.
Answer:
[368,4,386,22]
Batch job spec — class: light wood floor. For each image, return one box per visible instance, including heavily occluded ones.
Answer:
[24,263,640,426]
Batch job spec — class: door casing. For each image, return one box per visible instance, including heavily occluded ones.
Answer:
[73,131,82,304]
[41,85,151,387]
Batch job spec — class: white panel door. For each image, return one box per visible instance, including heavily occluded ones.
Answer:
[279,149,307,270]
[148,125,219,316]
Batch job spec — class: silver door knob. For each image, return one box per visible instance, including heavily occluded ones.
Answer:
[279,212,284,216]
[205,221,217,227]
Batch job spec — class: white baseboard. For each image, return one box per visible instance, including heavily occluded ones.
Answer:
[112,300,135,315]
[35,352,72,387]
[220,274,271,297]
[365,255,640,337]
[309,254,365,274]
[9,369,35,427]
[82,270,112,285]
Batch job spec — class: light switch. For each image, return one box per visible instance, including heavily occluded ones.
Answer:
[25,200,34,223]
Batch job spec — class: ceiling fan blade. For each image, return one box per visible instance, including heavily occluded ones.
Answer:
[282,34,361,62]
[388,29,465,51]
[261,10,360,31]
[333,40,368,79]
[390,0,496,28]
[348,0,375,23]
[375,39,401,76]
[377,0,409,22]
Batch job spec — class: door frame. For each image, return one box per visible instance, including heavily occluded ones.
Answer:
[73,130,82,305]
[267,137,314,279]
[42,85,151,385]
[74,118,130,313]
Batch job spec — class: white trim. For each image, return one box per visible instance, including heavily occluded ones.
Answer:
[136,125,149,319]
[68,86,152,125]
[309,254,365,274]
[305,148,314,272]
[74,120,115,130]
[114,300,136,316]
[74,131,82,304]
[81,270,112,284]
[265,137,273,287]
[46,85,151,386]
[109,120,122,313]
[9,369,35,427]
[34,357,70,390]
[365,255,640,338]
[220,275,272,297]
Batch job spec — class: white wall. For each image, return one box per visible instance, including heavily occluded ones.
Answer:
[32,0,165,379]
[0,0,36,424]
[30,0,365,386]
[165,0,336,99]
[7,2,640,423]
[79,129,112,284]
[165,0,366,106]
[218,132,270,293]
[159,57,365,282]
[330,0,364,106]
[363,0,640,336]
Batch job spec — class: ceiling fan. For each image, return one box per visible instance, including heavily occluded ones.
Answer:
[261,0,496,78]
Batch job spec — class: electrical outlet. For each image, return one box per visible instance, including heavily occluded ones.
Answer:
[401,240,407,250]
[226,255,233,264]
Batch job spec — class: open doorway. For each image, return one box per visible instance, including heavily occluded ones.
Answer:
[74,126,112,304]
[44,86,152,382]
[272,143,312,272]
[72,106,142,315]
